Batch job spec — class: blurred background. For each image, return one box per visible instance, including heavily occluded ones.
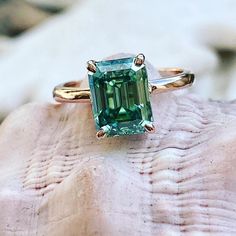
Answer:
[0,0,236,123]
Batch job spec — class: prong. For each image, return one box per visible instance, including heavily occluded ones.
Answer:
[96,125,111,139]
[96,129,106,139]
[144,123,155,133]
[87,60,96,73]
[134,53,145,66]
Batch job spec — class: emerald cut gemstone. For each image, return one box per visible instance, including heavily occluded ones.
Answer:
[88,56,153,137]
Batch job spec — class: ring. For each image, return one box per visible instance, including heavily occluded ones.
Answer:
[53,54,194,139]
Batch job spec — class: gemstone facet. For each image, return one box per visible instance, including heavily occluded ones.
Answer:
[88,56,153,137]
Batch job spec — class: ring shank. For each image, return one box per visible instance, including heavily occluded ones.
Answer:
[53,81,91,103]
[151,68,195,94]
[53,68,194,103]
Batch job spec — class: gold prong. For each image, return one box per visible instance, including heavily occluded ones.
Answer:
[87,60,97,73]
[144,123,155,133]
[96,129,106,139]
[134,53,145,66]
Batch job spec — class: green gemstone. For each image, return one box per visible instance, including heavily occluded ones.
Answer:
[88,56,153,137]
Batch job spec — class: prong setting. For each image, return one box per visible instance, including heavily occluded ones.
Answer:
[95,125,111,139]
[89,56,153,138]
[87,60,97,73]
[144,123,155,133]
[96,129,106,139]
[141,121,155,133]
[134,53,145,66]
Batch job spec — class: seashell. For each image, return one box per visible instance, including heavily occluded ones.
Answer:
[0,85,236,234]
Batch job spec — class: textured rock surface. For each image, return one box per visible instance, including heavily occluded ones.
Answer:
[0,0,236,117]
[1,89,236,235]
